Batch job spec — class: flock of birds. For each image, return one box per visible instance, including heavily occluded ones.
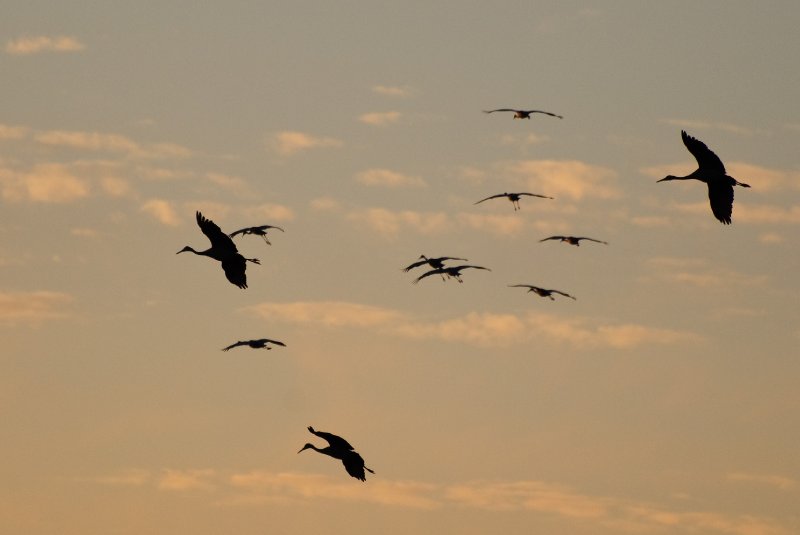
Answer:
[174,110,750,481]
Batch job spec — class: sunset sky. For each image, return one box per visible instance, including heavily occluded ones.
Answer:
[2,2,799,534]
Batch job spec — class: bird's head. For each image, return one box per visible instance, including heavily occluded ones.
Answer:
[657,175,677,183]
[298,443,314,454]
[176,246,193,254]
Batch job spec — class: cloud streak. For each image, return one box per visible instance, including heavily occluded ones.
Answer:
[0,291,74,325]
[269,131,343,156]
[5,35,85,55]
[506,160,621,201]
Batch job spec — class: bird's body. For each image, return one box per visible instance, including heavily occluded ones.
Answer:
[403,255,468,272]
[177,212,260,289]
[298,426,374,481]
[474,192,553,211]
[229,224,285,245]
[657,130,750,224]
[413,264,491,284]
[509,284,576,301]
[483,108,563,120]
[221,338,286,351]
[540,235,608,246]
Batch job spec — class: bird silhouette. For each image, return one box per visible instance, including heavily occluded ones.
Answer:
[177,211,260,289]
[413,264,491,284]
[483,108,563,120]
[221,338,286,351]
[402,255,468,272]
[539,236,608,246]
[298,426,374,481]
[475,192,553,211]
[509,284,576,301]
[657,130,750,224]
[229,224,285,245]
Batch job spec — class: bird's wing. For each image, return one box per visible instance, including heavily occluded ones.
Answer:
[341,451,368,481]
[483,109,517,113]
[509,284,535,290]
[577,237,608,244]
[261,225,285,232]
[474,193,505,204]
[517,192,554,199]
[197,212,238,253]
[222,341,246,351]
[707,178,734,225]
[309,428,355,450]
[402,259,428,272]
[264,338,286,347]
[439,256,468,262]
[552,290,577,300]
[462,265,490,272]
[220,255,248,289]
[228,227,248,238]
[413,268,444,284]
[681,131,726,174]
[522,110,563,119]
[539,236,563,242]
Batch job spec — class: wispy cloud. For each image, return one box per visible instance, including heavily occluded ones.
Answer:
[644,257,767,289]
[358,111,402,126]
[242,301,698,349]
[269,131,343,156]
[727,472,797,491]
[371,85,415,98]
[456,212,526,236]
[0,291,74,325]
[1,163,90,203]
[243,203,295,222]
[506,160,621,200]
[141,198,181,226]
[34,130,192,159]
[158,469,216,492]
[0,124,30,139]
[346,208,448,238]
[5,35,85,55]
[355,168,426,188]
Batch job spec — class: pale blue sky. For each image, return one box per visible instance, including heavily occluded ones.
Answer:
[1,2,799,535]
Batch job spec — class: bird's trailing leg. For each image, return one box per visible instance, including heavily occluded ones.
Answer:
[260,235,272,245]
[246,257,261,264]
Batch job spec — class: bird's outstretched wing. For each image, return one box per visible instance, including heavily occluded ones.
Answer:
[521,109,563,119]
[518,192,554,199]
[413,268,445,284]
[402,259,428,272]
[262,338,286,347]
[681,130,726,174]
[228,228,249,238]
[307,426,354,451]
[483,108,517,113]
[539,236,565,243]
[221,255,248,289]
[576,237,608,245]
[552,290,577,300]
[707,179,734,225]
[222,341,248,351]
[196,212,238,254]
[459,265,491,273]
[474,193,506,204]
[509,284,537,290]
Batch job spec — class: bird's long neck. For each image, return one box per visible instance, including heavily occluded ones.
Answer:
[179,246,211,257]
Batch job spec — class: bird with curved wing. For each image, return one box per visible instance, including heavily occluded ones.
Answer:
[483,108,563,120]
[298,426,374,481]
[177,212,260,289]
[475,192,553,211]
[539,236,608,246]
[413,264,491,284]
[509,284,576,301]
[229,224,285,245]
[657,130,750,224]
[221,338,286,351]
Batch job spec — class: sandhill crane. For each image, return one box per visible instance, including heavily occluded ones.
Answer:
[177,212,260,289]
[540,236,608,246]
[483,108,563,120]
[298,426,374,481]
[403,255,467,272]
[475,192,553,211]
[414,264,490,284]
[221,338,286,351]
[657,130,750,224]
[509,284,576,301]
[229,224,285,245]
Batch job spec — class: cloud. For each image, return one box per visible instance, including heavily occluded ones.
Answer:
[5,35,85,55]
[355,168,426,188]
[242,301,698,350]
[88,469,151,487]
[346,208,448,238]
[158,469,216,492]
[243,203,295,222]
[456,212,525,236]
[732,203,800,225]
[371,85,414,98]
[1,163,90,203]
[358,111,401,126]
[506,160,621,200]
[269,131,343,156]
[309,197,341,211]
[727,473,796,491]
[645,257,768,288]
[33,129,192,159]
[0,291,73,325]
[660,118,757,136]
[141,199,181,226]
[0,124,30,139]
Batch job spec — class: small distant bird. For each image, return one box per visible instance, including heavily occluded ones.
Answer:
[413,264,490,284]
[540,236,608,246]
[177,211,260,289]
[402,255,468,272]
[298,426,374,481]
[509,284,576,301]
[221,338,286,352]
[483,108,563,120]
[657,130,750,224]
[475,192,553,211]
[229,224,285,245]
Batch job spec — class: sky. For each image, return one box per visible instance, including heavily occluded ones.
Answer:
[1,2,799,534]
